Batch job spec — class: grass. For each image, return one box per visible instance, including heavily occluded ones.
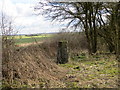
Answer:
[13,34,53,45]
[15,37,47,44]
[3,34,119,88]
[14,34,52,39]
[59,55,118,88]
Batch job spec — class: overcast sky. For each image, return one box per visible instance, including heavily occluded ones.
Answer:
[0,0,62,34]
[0,0,108,35]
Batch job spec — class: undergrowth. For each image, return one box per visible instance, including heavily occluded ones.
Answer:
[59,54,118,88]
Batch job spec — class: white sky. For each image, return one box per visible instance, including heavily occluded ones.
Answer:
[0,0,108,35]
[0,0,61,34]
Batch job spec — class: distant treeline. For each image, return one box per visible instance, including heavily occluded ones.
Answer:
[25,34,39,36]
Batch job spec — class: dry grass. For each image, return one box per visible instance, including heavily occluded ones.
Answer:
[2,34,119,88]
[2,43,68,88]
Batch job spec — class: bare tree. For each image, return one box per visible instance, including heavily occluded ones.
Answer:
[0,11,16,84]
[97,2,120,56]
[35,1,103,54]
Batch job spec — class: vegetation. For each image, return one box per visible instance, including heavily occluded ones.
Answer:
[1,1,119,89]
[59,54,118,88]
[35,2,120,56]
[14,34,53,44]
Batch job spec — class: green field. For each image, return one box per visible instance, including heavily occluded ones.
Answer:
[14,34,53,44]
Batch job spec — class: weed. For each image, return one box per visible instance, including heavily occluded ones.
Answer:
[65,82,79,88]
[59,63,75,68]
